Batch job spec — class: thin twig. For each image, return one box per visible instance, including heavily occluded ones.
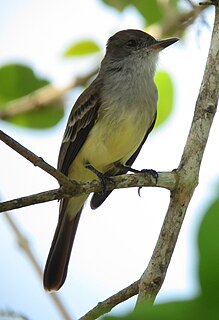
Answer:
[0,310,29,320]
[79,280,139,320]
[162,4,205,36]
[3,213,72,320]
[0,129,76,189]
[199,1,217,5]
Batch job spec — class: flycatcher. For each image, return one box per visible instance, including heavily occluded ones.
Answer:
[43,29,178,291]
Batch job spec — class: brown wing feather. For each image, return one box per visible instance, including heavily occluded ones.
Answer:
[58,79,101,175]
[43,79,102,291]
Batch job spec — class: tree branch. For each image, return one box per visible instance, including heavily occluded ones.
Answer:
[161,3,206,37]
[0,171,176,213]
[0,128,176,213]
[0,129,76,189]
[136,0,219,305]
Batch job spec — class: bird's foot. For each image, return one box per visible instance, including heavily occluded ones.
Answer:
[114,163,140,173]
[114,164,158,196]
[138,169,158,197]
[140,168,158,181]
[85,164,114,193]
[116,164,158,180]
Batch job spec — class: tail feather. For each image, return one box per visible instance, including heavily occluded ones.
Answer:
[90,191,112,209]
[43,208,82,292]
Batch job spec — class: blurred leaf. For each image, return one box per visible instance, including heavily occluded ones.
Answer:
[154,71,174,129]
[103,298,213,320]
[170,0,178,6]
[132,0,163,25]
[0,64,47,103]
[9,104,64,128]
[0,64,64,129]
[101,0,163,25]
[198,195,219,302]
[63,40,100,57]
[101,0,130,11]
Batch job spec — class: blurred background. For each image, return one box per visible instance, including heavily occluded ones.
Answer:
[0,1,218,319]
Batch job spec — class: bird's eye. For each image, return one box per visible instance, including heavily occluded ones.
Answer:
[126,39,138,47]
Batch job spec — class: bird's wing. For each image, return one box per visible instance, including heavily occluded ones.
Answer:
[90,113,157,209]
[44,81,102,291]
[58,80,101,175]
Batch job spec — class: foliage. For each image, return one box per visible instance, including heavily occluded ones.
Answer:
[155,71,174,129]
[63,40,100,57]
[101,0,178,26]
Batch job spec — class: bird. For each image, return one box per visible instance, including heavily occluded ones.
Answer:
[43,29,179,291]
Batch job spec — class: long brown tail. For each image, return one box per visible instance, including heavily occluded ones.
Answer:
[43,209,82,292]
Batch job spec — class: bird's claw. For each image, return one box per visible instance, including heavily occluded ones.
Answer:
[137,169,158,197]
[141,169,158,183]
[85,164,114,194]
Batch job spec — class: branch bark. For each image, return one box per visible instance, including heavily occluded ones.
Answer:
[0,129,78,191]
[0,128,176,214]
[136,0,219,305]
[79,280,139,320]
[0,170,176,213]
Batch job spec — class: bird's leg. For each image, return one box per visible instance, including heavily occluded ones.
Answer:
[85,163,114,193]
[139,169,159,197]
[115,163,158,180]
[139,168,158,181]
[114,163,158,197]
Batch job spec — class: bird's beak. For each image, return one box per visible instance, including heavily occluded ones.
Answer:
[149,37,179,51]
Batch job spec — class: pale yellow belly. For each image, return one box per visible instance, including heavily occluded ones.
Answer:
[68,111,151,182]
[84,117,143,168]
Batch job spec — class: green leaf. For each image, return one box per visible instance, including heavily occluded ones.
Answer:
[9,103,64,129]
[198,194,219,302]
[132,0,163,25]
[154,71,174,129]
[170,0,179,7]
[103,299,206,320]
[101,0,163,25]
[63,40,100,57]
[0,64,64,129]
[0,64,47,103]
[101,0,131,11]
